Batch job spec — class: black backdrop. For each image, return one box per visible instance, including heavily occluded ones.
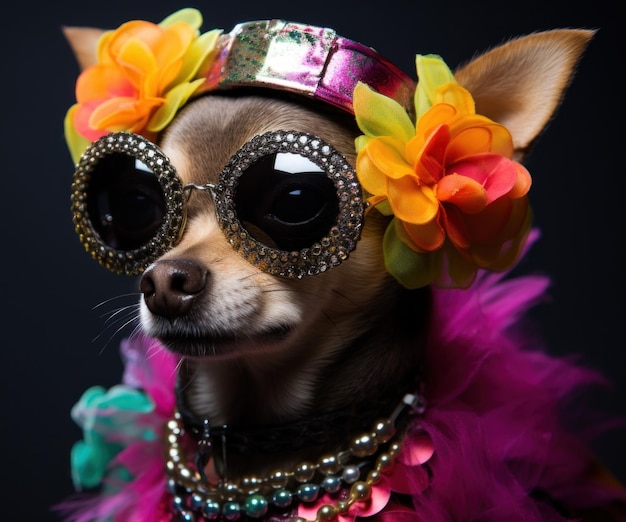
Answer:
[1,0,623,519]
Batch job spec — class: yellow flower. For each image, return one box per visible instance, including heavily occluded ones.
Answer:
[354,55,531,289]
[65,8,221,164]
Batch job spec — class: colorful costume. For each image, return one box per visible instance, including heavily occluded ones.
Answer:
[58,8,626,521]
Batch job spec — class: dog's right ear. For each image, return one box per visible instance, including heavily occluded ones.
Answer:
[62,26,105,70]
[453,29,594,160]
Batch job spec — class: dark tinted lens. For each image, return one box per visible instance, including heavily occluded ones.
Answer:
[234,152,339,251]
[86,152,166,250]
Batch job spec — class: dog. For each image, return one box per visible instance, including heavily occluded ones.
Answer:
[59,8,626,522]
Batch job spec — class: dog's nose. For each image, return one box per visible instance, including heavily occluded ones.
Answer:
[140,259,208,318]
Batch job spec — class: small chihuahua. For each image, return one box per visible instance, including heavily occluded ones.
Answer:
[60,9,626,522]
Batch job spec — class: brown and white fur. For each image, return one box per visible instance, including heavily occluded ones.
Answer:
[66,25,599,505]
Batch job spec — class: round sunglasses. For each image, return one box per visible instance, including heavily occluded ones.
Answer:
[70,131,365,278]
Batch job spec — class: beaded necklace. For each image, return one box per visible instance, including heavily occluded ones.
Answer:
[166,392,426,521]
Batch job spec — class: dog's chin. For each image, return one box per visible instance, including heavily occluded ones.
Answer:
[150,324,294,359]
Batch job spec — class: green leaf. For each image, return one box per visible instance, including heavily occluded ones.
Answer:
[64,105,91,165]
[148,78,205,132]
[159,8,203,30]
[414,54,457,118]
[383,219,432,288]
[353,82,415,142]
[175,29,222,84]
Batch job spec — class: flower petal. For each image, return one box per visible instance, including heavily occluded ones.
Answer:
[447,123,493,158]
[472,203,531,270]
[175,29,222,84]
[355,134,370,153]
[354,82,415,142]
[151,23,197,90]
[102,21,162,67]
[356,149,388,197]
[73,101,109,141]
[434,82,475,115]
[449,119,515,160]
[440,204,469,249]
[414,54,456,118]
[401,218,445,252]
[437,173,487,213]
[509,162,532,198]
[387,176,438,224]
[148,78,205,131]
[76,64,135,102]
[369,197,393,216]
[416,102,457,135]
[468,197,517,244]
[90,96,160,132]
[159,7,203,30]
[409,123,450,184]
[438,242,478,288]
[383,219,434,289]
[448,154,514,193]
[65,105,93,164]
[365,137,413,180]
[115,37,159,91]
[95,30,115,65]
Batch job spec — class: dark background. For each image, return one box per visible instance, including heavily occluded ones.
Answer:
[1,0,622,519]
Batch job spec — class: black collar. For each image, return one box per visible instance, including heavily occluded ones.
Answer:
[175,375,418,455]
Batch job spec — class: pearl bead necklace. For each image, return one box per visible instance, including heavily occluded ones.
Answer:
[165,393,425,521]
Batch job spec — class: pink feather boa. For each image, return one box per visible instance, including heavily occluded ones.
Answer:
[402,267,625,520]
[55,235,626,521]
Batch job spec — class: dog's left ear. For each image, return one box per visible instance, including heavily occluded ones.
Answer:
[453,29,595,160]
[62,26,105,71]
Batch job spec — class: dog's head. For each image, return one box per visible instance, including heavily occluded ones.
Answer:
[64,11,593,428]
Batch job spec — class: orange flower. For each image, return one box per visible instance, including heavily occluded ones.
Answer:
[65,8,221,163]
[354,55,532,288]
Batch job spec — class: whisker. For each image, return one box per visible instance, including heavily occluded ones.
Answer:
[177,359,195,392]
[174,357,186,377]
[100,303,141,324]
[92,292,142,310]
[127,321,145,341]
[89,292,142,354]
[93,305,140,338]
[96,315,141,355]
[92,309,137,339]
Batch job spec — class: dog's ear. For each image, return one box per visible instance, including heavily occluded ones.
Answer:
[62,26,105,70]
[454,29,595,160]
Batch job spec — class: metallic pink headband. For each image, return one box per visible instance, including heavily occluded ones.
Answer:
[198,20,416,116]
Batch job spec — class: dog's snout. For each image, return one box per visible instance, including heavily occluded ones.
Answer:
[140,259,208,318]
